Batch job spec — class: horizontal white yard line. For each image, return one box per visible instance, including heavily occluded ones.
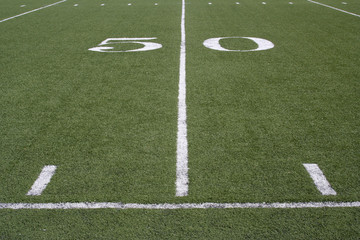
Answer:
[0,0,67,23]
[308,0,360,18]
[0,201,359,210]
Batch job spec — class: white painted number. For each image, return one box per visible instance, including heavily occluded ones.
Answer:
[88,38,162,53]
[203,37,274,52]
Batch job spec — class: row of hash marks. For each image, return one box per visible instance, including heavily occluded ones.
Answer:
[23,164,337,196]
[13,1,343,8]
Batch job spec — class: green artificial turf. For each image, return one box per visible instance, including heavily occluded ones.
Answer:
[0,208,359,239]
[186,0,360,203]
[0,0,359,238]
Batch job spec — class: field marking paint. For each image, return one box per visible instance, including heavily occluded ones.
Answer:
[308,0,360,18]
[74,4,78,7]
[89,38,162,53]
[0,0,67,23]
[26,165,57,196]
[303,164,337,195]
[203,37,274,52]
[0,201,359,210]
[176,0,189,197]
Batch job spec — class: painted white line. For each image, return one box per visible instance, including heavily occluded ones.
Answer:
[0,201,359,210]
[20,5,26,7]
[0,0,67,23]
[74,4,78,7]
[289,2,294,4]
[308,0,360,17]
[303,164,337,195]
[208,2,212,5]
[262,2,267,5]
[176,0,189,197]
[128,3,132,6]
[26,165,57,196]
[236,2,240,5]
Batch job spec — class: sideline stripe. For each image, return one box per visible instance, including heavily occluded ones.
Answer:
[0,0,67,23]
[176,0,189,197]
[308,0,360,18]
[26,165,57,196]
[303,164,337,195]
[0,201,359,210]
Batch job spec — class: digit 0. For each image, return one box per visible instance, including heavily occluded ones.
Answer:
[203,37,274,52]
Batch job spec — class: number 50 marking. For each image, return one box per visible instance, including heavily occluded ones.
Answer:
[88,37,274,53]
[88,38,162,53]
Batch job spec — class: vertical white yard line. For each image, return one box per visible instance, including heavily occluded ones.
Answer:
[0,0,67,23]
[307,0,360,18]
[303,164,337,195]
[176,0,189,197]
[27,165,57,196]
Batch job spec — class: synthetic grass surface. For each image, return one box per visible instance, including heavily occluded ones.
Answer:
[0,208,359,239]
[0,0,359,238]
[186,0,360,203]
[0,209,360,239]
[1,0,180,203]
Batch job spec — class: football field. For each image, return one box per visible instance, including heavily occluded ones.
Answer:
[0,0,359,238]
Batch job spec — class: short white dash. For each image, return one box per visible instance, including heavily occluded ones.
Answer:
[262,2,267,5]
[303,164,337,196]
[289,2,294,4]
[26,165,57,196]
[20,5,26,7]
[74,4,78,6]
[101,3,105,6]
[208,2,212,5]
[155,3,158,5]
[342,2,347,4]
[128,3,132,5]
[236,2,240,5]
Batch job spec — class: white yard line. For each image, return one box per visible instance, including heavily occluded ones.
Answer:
[0,201,359,210]
[26,165,57,196]
[0,0,67,23]
[303,164,337,195]
[308,0,360,18]
[176,0,189,197]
